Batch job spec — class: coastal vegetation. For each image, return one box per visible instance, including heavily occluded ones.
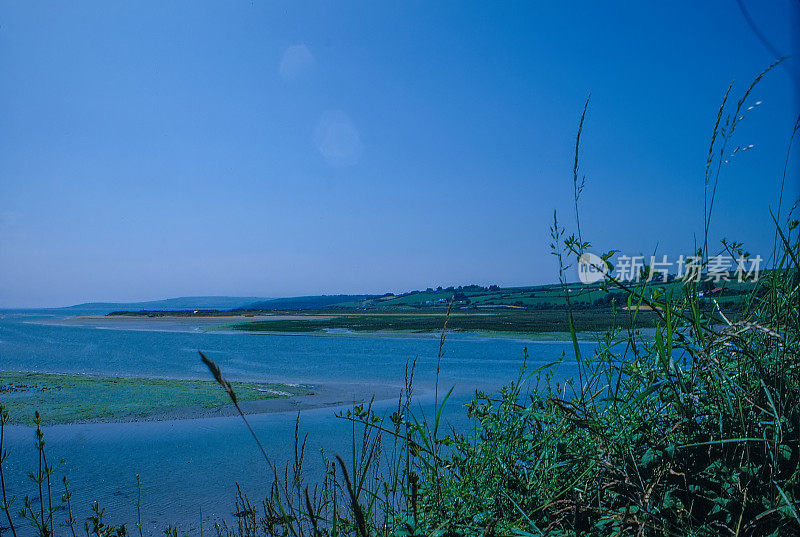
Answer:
[0,373,313,426]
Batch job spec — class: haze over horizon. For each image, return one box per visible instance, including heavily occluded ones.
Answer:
[1,1,798,308]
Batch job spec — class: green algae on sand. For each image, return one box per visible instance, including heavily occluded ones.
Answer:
[0,372,314,425]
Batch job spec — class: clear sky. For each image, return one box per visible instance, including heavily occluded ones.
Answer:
[1,1,798,307]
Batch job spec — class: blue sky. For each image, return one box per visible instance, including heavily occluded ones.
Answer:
[1,1,798,307]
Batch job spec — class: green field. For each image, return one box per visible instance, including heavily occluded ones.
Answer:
[354,279,754,311]
[0,372,313,425]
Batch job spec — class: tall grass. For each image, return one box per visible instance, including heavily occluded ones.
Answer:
[1,68,798,537]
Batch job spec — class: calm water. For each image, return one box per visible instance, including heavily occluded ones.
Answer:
[0,310,587,535]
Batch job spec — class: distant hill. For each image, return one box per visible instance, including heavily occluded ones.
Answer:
[65,296,269,314]
[245,295,377,310]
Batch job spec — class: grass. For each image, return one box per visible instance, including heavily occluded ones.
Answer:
[0,372,313,426]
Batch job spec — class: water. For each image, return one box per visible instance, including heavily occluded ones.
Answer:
[0,310,587,534]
